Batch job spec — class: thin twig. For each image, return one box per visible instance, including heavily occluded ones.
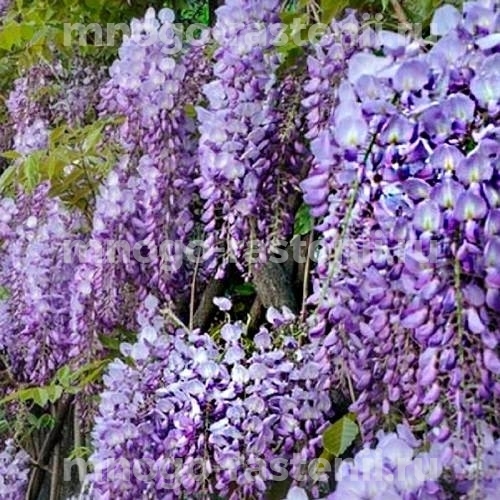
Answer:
[74,400,81,450]
[307,0,321,24]
[162,306,191,334]
[26,397,73,500]
[300,232,313,322]
[189,247,202,331]
[342,359,356,405]
[49,442,60,500]
[390,0,412,31]
[73,399,87,484]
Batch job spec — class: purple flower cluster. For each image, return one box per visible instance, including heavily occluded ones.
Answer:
[0,0,10,17]
[0,439,30,499]
[6,65,52,155]
[0,183,88,384]
[288,422,500,500]
[1,1,499,499]
[327,424,445,500]
[302,10,365,145]
[425,420,500,499]
[85,300,335,499]
[197,0,300,273]
[52,58,107,128]
[6,59,105,155]
[303,0,500,464]
[72,8,209,338]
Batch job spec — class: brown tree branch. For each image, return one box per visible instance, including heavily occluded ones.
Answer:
[192,278,226,330]
[26,396,73,500]
[253,260,298,313]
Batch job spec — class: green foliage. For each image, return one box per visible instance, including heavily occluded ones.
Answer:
[0,116,122,210]
[294,203,314,236]
[0,358,112,407]
[322,414,359,457]
[98,327,138,356]
[320,0,350,23]
[0,384,63,407]
[0,417,9,434]
[0,285,9,299]
[26,412,56,431]
[67,445,92,460]
[402,0,461,28]
[232,283,256,297]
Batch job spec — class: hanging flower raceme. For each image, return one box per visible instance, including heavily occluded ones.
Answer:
[84,300,335,499]
[327,424,445,500]
[287,424,500,499]
[302,0,500,468]
[0,439,31,499]
[52,58,107,128]
[97,7,197,298]
[265,72,310,248]
[0,0,11,17]
[6,65,53,155]
[197,0,300,274]
[72,8,209,339]
[429,421,500,500]
[0,183,87,385]
[6,58,105,155]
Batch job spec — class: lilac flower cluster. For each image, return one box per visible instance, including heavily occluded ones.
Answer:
[6,59,105,155]
[1,1,499,499]
[6,65,53,155]
[52,59,107,128]
[302,10,365,146]
[288,423,500,500]
[303,0,500,466]
[71,9,209,338]
[0,183,88,384]
[197,0,300,273]
[0,440,30,499]
[267,72,310,243]
[430,421,500,499]
[327,424,445,500]
[85,299,335,499]
[0,0,10,19]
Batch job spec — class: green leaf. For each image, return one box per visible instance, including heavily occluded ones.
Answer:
[0,286,10,300]
[19,22,36,41]
[323,415,359,457]
[0,150,21,160]
[233,283,255,296]
[46,385,64,403]
[27,412,55,430]
[67,445,91,460]
[0,165,17,193]
[55,365,72,387]
[277,46,304,78]
[23,153,41,189]
[32,387,49,407]
[70,358,110,389]
[0,21,22,50]
[98,333,121,352]
[320,0,349,24]
[294,203,314,236]
[1,383,62,406]
[0,419,9,433]
[49,125,68,146]
[184,103,196,119]
[82,123,104,152]
[37,413,56,429]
